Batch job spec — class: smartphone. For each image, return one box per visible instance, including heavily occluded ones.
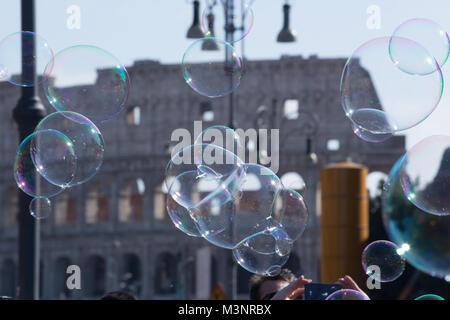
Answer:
[304,283,342,300]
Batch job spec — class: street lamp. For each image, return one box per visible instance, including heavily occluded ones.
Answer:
[12,0,46,300]
[187,0,206,39]
[277,2,297,43]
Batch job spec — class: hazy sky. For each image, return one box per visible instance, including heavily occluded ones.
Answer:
[1,0,450,149]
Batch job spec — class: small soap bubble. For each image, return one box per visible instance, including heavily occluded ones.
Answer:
[362,240,405,282]
[391,18,450,74]
[29,197,52,220]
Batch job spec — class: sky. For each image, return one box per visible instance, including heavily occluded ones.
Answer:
[1,0,450,150]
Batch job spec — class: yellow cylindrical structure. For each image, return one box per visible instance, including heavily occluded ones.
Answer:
[320,161,369,287]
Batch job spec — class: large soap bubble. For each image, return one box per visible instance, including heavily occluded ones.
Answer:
[399,135,450,216]
[391,18,450,75]
[182,38,243,98]
[341,37,443,133]
[233,225,292,276]
[43,45,130,124]
[0,31,53,87]
[35,111,104,186]
[382,155,450,279]
[14,130,75,198]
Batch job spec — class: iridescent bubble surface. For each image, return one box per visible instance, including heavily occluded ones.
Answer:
[43,45,130,124]
[362,240,406,282]
[14,130,75,198]
[192,163,281,249]
[35,111,104,186]
[399,135,450,216]
[351,116,393,143]
[166,192,201,237]
[182,38,243,98]
[272,188,308,242]
[341,37,443,133]
[29,197,51,220]
[325,289,370,300]
[165,144,245,207]
[233,226,292,276]
[382,156,450,279]
[391,18,450,75]
[414,294,445,300]
[0,31,53,86]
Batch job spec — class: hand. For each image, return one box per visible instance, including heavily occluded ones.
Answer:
[271,275,312,300]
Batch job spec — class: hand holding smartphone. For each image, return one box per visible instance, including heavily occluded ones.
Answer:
[304,283,342,300]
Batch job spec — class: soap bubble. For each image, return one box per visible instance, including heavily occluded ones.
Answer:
[233,226,292,276]
[35,111,104,186]
[399,135,450,216]
[382,155,450,279]
[29,197,51,220]
[192,163,281,249]
[391,18,450,74]
[326,289,370,300]
[194,125,244,161]
[166,192,201,237]
[362,240,406,282]
[43,45,130,124]
[414,294,445,300]
[351,117,393,143]
[0,31,53,86]
[14,130,76,198]
[201,4,254,44]
[272,188,308,242]
[341,37,443,133]
[182,38,243,98]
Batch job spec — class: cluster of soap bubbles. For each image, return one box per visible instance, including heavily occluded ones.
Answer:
[341,18,448,143]
[0,31,130,219]
[165,125,308,276]
[182,1,255,97]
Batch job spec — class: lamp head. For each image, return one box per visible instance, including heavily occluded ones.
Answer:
[187,0,205,39]
[277,4,297,43]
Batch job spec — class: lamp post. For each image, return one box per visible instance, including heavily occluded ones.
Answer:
[12,0,46,300]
